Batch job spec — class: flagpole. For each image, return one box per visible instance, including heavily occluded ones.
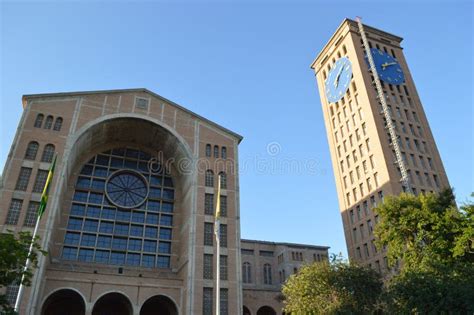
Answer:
[214,174,221,315]
[215,221,220,315]
[14,214,42,312]
[14,154,57,312]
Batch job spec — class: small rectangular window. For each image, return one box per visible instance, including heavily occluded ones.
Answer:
[259,250,274,257]
[33,170,49,193]
[204,223,213,246]
[204,194,214,215]
[135,97,149,110]
[220,256,228,280]
[203,287,213,315]
[15,167,32,191]
[5,199,23,225]
[23,201,39,227]
[220,224,227,248]
[203,254,213,279]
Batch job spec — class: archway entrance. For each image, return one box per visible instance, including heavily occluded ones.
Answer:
[257,306,276,315]
[92,292,133,315]
[243,305,252,315]
[140,295,178,315]
[41,289,85,315]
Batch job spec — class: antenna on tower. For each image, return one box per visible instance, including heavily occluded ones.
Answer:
[356,17,413,194]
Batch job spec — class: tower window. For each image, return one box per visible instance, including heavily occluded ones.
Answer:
[41,144,55,163]
[205,144,211,157]
[214,145,219,158]
[34,114,44,128]
[44,115,54,129]
[53,117,63,131]
[25,141,39,160]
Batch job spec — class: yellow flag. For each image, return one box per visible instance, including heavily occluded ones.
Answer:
[38,154,57,218]
[215,174,221,221]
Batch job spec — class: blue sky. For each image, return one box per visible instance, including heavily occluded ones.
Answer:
[1,0,473,257]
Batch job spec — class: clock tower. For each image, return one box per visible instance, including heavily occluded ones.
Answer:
[310,19,450,270]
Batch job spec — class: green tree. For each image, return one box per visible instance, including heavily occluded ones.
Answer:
[384,264,474,314]
[0,231,46,314]
[282,256,383,314]
[374,189,474,313]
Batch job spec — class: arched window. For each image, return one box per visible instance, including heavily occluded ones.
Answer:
[263,263,272,285]
[205,170,214,187]
[62,147,174,268]
[53,117,63,131]
[242,262,252,283]
[34,114,44,128]
[205,144,211,157]
[41,144,55,163]
[44,115,54,129]
[24,141,39,160]
[219,172,227,189]
[213,145,219,158]
[221,147,227,159]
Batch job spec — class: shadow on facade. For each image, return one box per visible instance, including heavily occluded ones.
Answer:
[140,295,178,315]
[257,305,277,315]
[41,289,86,315]
[92,292,133,315]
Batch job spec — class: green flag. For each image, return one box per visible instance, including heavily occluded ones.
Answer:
[37,154,57,218]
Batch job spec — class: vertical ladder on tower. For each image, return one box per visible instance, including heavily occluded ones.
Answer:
[356,17,413,194]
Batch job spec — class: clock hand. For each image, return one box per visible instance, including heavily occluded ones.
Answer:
[381,62,397,70]
[334,66,345,88]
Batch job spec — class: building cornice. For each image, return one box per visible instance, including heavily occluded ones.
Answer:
[241,239,330,250]
[310,18,403,71]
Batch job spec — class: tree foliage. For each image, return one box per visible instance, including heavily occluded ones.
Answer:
[373,189,472,270]
[374,188,474,313]
[282,256,383,314]
[0,231,46,314]
[283,189,474,314]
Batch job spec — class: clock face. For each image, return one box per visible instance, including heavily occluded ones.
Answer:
[365,48,405,85]
[325,57,353,103]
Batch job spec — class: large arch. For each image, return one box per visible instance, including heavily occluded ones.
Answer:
[140,295,178,315]
[68,114,195,174]
[65,115,196,212]
[41,288,86,315]
[243,305,252,315]
[29,114,199,312]
[257,306,276,315]
[92,292,133,315]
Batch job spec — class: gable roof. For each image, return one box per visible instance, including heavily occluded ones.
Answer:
[22,88,243,143]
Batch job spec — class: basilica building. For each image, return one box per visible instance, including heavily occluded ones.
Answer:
[0,88,329,315]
